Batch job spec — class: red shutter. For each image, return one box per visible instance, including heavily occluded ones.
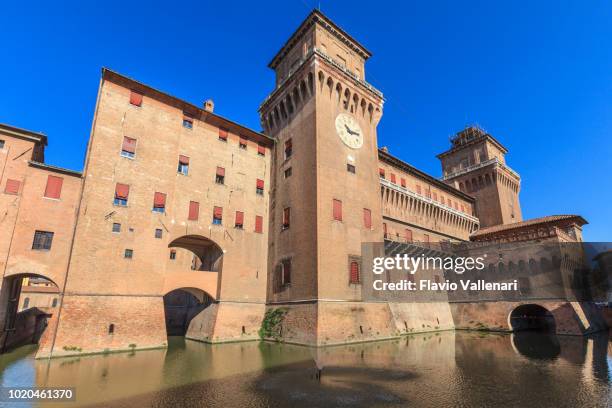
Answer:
[405,229,413,242]
[255,215,263,233]
[283,261,291,284]
[400,178,406,187]
[122,137,137,153]
[258,144,265,155]
[179,155,190,165]
[4,179,20,194]
[213,206,223,219]
[153,192,166,208]
[44,175,63,199]
[216,166,225,176]
[219,128,228,140]
[390,173,396,184]
[188,201,199,220]
[363,208,372,228]
[332,199,342,221]
[283,207,290,227]
[235,211,244,225]
[350,261,360,284]
[129,91,143,106]
[383,222,387,237]
[256,179,264,189]
[239,136,247,146]
[115,183,129,199]
[379,168,385,177]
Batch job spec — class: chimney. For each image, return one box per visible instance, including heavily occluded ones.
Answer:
[204,99,214,113]
[381,146,389,153]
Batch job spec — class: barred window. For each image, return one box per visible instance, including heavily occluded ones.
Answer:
[32,231,54,251]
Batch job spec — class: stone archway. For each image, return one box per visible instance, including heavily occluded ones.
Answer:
[509,304,556,332]
[0,273,59,352]
[163,288,213,336]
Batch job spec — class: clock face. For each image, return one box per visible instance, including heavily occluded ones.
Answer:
[335,113,363,149]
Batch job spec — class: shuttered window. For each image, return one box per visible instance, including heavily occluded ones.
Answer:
[383,222,387,238]
[129,91,143,106]
[114,183,129,205]
[433,192,437,201]
[153,192,166,212]
[121,137,137,158]
[405,229,413,242]
[255,215,263,233]
[4,179,20,195]
[349,261,360,284]
[284,139,292,159]
[44,175,63,199]
[379,168,385,178]
[235,211,244,228]
[239,136,247,149]
[282,207,290,229]
[257,144,265,156]
[182,115,193,129]
[332,199,342,221]
[213,206,223,224]
[400,178,406,188]
[390,173,396,184]
[219,128,228,141]
[416,185,421,195]
[256,179,264,195]
[178,155,189,175]
[188,201,199,220]
[363,208,372,229]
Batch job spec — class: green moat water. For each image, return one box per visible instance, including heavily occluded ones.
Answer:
[0,331,610,407]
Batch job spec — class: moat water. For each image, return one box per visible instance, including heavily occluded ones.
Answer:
[0,331,610,407]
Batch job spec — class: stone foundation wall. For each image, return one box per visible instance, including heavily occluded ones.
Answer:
[449,301,605,335]
[187,301,266,343]
[36,295,167,358]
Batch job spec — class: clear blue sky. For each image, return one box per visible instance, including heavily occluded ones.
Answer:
[1,1,610,240]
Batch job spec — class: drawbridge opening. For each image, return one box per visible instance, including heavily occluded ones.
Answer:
[0,274,59,353]
[509,304,556,332]
[163,288,213,337]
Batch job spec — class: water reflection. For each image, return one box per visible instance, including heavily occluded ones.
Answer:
[0,332,609,407]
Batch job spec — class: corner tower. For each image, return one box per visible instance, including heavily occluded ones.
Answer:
[260,10,384,345]
[438,126,522,228]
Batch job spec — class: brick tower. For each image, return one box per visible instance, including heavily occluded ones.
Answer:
[259,10,385,345]
[437,126,522,228]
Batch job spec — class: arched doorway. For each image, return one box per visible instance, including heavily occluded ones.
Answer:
[163,288,213,336]
[509,304,556,332]
[0,274,59,352]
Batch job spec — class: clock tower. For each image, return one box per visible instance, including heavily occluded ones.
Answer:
[260,10,385,345]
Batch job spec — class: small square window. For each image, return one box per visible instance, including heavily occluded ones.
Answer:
[284,167,292,178]
[124,249,133,259]
[239,137,247,149]
[155,228,163,239]
[183,118,193,129]
[32,231,54,250]
[112,223,121,233]
[216,174,225,184]
[169,250,176,260]
[347,163,355,173]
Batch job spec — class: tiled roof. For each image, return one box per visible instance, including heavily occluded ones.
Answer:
[471,215,587,237]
